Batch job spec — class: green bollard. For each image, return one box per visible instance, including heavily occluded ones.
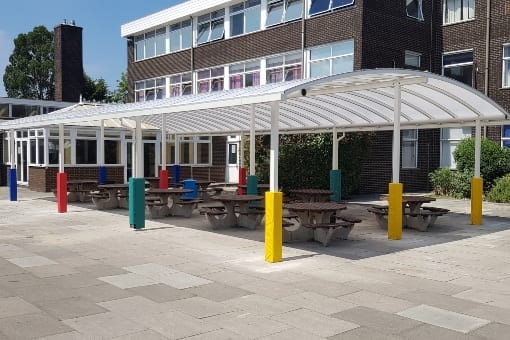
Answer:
[129,178,146,229]
[330,169,341,202]
[247,175,259,196]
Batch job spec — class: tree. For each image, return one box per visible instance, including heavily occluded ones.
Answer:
[110,72,128,103]
[3,26,54,99]
[82,73,108,102]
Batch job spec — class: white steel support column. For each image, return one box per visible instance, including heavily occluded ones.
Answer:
[250,104,256,175]
[9,130,15,169]
[135,117,143,177]
[269,102,279,191]
[58,124,64,173]
[99,120,105,165]
[332,127,338,170]
[392,84,401,183]
[174,134,180,165]
[240,132,245,168]
[474,120,482,178]
[161,114,167,170]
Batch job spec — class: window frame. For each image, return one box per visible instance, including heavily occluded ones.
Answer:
[169,73,193,97]
[440,127,472,169]
[308,39,355,78]
[443,0,475,25]
[196,67,225,94]
[169,20,192,53]
[229,61,261,89]
[401,129,418,169]
[502,125,510,149]
[404,50,421,68]
[503,43,510,88]
[230,0,261,37]
[133,27,167,61]
[134,77,167,102]
[197,9,225,45]
[266,52,302,83]
[266,0,303,27]
[442,49,474,86]
[406,0,424,21]
[308,0,355,17]
[177,136,212,165]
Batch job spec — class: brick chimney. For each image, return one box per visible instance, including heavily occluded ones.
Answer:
[54,20,83,102]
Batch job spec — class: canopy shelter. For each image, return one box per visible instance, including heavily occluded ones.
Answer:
[1,69,507,261]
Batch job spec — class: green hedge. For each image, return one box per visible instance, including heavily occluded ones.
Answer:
[486,174,510,203]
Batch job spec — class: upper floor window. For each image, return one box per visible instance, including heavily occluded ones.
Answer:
[309,0,354,16]
[197,67,224,93]
[197,9,225,45]
[134,28,166,61]
[266,52,302,83]
[135,77,166,102]
[230,0,261,37]
[442,50,473,86]
[170,73,192,97]
[230,61,261,89]
[309,39,354,78]
[404,51,421,68]
[406,0,424,21]
[440,127,472,168]
[402,129,418,168]
[503,44,510,88]
[502,125,510,148]
[170,20,192,52]
[266,0,303,26]
[444,0,474,24]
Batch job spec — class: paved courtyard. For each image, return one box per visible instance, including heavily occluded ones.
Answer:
[1,187,510,339]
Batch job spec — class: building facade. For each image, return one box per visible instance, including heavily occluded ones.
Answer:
[120,0,509,193]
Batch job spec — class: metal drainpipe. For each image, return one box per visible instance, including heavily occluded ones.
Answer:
[484,0,491,138]
[301,0,306,78]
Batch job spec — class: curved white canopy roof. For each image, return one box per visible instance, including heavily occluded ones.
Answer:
[0,69,507,134]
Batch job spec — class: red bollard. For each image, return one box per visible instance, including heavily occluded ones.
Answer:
[159,169,169,188]
[57,172,68,213]
[238,167,247,195]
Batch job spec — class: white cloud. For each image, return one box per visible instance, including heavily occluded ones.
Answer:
[0,30,14,97]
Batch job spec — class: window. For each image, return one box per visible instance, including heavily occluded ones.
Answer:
[197,10,225,45]
[266,52,302,83]
[444,0,474,24]
[135,77,166,102]
[229,61,260,89]
[266,0,302,26]
[309,0,354,16]
[28,129,45,165]
[405,51,421,68]
[402,129,418,168]
[178,136,211,165]
[502,126,510,148]
[134,28,167,61]
[0,104,9,117]
[197,67,224,93]
[503,44,510,88]
[440,127,472,168]
[169,20,192,52]
[442,50,473,86]
[230,0,261,37]
[170,73,192,97]
[309,39,354,78]
[406,0,424,20]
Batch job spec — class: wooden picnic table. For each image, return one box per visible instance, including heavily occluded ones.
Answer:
[145,188,194,218]
[93,183,129,209]
[288,188,334,202]
[66,179,98,202]
[208,194,264,229]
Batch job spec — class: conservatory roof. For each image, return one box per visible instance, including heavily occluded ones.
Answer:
[0,69,507,134]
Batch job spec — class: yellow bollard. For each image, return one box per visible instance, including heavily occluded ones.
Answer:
[265,191,283,263]
[388,183,403,240]
[471,177,483,225]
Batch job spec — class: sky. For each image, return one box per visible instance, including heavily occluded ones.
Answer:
[0,0,182,97]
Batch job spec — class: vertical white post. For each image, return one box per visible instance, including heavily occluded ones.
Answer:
[269,102,279,191]
[392,84,401,183]
[332,127,338,170]
[9,130,15,169]
[135,117,143,177]
[58,124,64,173]
[474,120,481,178]
[240,132,245,168]
[250,104,256,176]
[99,120,105,165]
[161,114,167,170]
[174,134,180,165]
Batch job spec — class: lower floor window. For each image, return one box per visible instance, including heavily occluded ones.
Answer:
[502,125,510,148]
[440,127,472,168]
[104,140,121,164]
[402,129,418,168]
[76,140,97,164]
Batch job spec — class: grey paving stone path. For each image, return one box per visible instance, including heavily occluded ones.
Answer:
[1,187,510,339]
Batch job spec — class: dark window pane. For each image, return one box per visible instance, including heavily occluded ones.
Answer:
[331,0,354,9]
[444,65,473,86]
[76,140,97,164]
[309,0,330,15]
[231,13,244,36]
[104,140,120,164]
[443,52,473,66]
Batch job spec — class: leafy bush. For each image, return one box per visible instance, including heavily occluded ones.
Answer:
[450,169,473,199]
[486,174,510,203]
[429,167,453,196]
[453,138,510,189]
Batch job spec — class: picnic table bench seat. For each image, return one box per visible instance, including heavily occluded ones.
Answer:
[302,221,354,246]
[368,204,449,231]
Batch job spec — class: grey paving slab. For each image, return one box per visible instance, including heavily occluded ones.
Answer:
[332,306,422,335]
[397,304,490,334]
[7,255,57,268]
[182,328,250,340]
[184,282,252,302]
[397,323,483,340]
[158,271,213,289]
[26,264,80,278]
[110,329,170,340]
[463,304,510,326]
[128,283,195,302]
[98,272,159,289]
[257,327,327,340]
[453,288,510,310]
[239,277,305,298]
[338,290,417,313]
[12,284,80,303]
[205,311,292,339]
[0,296,41,318]
[99,296,169,317]
[164,296,237,318]
[398,289,483,314]
[223,294,299,317]
[280,291,357,315]
[75,283,134,303]
[0,313,73,339]
[273,308,359,338]
[35,331,86,340]
[291,278,361,298]
[37,296,109,320]
[0,261,27,276]
[471,322,510,340]
[328,326,405,340]
[62,311,147,338]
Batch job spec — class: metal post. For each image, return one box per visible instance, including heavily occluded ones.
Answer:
[160,114,169,188]
[392,84,401,183]
[388,83,403,240]
[57,124,67,212]
[250,104,256,176]
[269,102,279,191]
[471,119,483,225]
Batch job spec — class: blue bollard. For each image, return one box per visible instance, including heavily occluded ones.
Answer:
[172,165,181,186]
[182,179,198,199]
[98,166,107,185]
[8,169,17,201]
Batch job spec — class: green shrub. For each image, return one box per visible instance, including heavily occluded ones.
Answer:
[486,174,510,203]
[450,169,473,199]
[453,138,510,189]
[429,167,453,196]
